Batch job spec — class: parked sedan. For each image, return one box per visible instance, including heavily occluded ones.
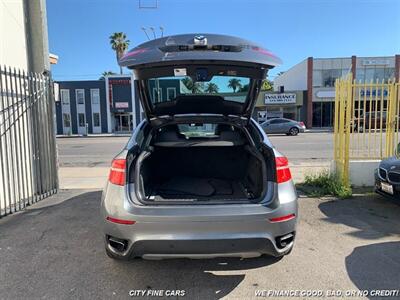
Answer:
[101,33,298,260]
[375,143,400,199]
[261,118,306,136]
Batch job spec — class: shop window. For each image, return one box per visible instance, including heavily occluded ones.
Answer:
[356,68,365,82]
[63,113,71,127]
[91,89,100,104]
[322,102,334,127]
[384,68,395,82]
[322,69,341,87]
[282,106,297,120]
[78,113,85,127]
[312,102,322,127]
[374,68,385,82]
[93,113,100,127]
[365,68,375,83]
[61,89,70,105]
[76,89,85,105]
[313,102,334,127]
[313,70,322,87]
[342,69,350,77]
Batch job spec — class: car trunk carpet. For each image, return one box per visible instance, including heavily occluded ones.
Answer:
[151,176,247,199]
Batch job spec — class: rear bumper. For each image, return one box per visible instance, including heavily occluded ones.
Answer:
[106,236,294,259]
[102,204,297,259]
[101,180,298,259]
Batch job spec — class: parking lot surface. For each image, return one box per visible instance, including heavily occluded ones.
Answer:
[0,190,399,299]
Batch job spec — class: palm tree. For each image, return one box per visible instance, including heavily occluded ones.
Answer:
[205,82,219,93]
[181,77,203,93]
[227,78,242,93]
[109,32,130,74]
[99,71,116,80]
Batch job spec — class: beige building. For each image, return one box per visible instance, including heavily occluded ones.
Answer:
[273,55,400,127]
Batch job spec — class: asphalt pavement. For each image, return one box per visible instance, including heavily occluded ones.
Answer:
[56,132,334,168]
[0,190,399,299]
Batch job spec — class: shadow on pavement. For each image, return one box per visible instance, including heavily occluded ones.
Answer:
[318,194,400,240]
[0,191,280,299]
[345,241,400,299]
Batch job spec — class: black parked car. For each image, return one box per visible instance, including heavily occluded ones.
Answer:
[375,143,400,199]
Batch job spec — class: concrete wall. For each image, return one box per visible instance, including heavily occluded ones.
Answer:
[349,160,380,187]
[274,59,308,92]
[0,0,28,70]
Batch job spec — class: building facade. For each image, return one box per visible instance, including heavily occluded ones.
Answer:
[55,75,145,135]
[274,55,400,127]
[55,80,109,135]
[254,90,307,123]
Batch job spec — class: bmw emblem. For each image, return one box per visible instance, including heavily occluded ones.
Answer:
[194,35,207,46]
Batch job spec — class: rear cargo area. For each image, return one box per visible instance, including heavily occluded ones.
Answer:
[130,123,267,204]
[139,145,264,202]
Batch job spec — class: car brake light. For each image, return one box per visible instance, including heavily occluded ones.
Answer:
[108,159,126,186]
[275,156,292,183]
[299,122,305,127]
[106,216,136,225]
[269,213,296,223]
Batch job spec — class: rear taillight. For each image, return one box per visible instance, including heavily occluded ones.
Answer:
[299,122,305,127]
[275,156,292,184]
[270,214,296,223]
[108,159,126,186]
[106,216,135,225]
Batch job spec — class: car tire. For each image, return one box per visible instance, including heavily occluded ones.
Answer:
[288,127,299,136]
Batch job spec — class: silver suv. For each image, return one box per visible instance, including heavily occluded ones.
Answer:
[101,34,298,260]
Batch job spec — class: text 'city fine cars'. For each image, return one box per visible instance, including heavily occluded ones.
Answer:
[101,34,298,260]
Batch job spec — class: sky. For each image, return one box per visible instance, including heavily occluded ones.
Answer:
[47,0,400,81]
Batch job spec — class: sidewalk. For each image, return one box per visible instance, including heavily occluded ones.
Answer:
[59,167,109,189]
[56,133,131,138]
[58,160,331,189]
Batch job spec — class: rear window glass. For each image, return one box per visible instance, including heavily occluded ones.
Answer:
[177,123,217,138]
[147,75,250,104]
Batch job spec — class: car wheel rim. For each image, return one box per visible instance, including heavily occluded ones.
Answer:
[290,128,298,135]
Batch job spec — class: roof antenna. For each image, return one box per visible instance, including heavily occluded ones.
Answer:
[159,26,164,37]
[141,27,150,40]
[149,26,156,39]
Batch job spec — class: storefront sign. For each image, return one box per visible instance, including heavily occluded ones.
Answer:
[265,93,296,104]
[360,89,388,97]
[362,59,390,66]
[316,90,335,98]
[115,102,129,108]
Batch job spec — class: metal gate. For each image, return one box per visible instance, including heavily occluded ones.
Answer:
[334,74,400,184]
[0,66,58,217]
